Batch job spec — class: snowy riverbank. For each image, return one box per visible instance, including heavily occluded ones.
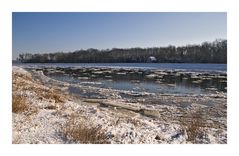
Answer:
[12,66,227,144]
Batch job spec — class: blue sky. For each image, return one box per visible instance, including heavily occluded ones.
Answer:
[12,12,226,59]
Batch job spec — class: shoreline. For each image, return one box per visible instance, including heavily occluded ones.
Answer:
[12,66,227,144]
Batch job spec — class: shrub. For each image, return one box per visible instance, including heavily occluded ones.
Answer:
[180,109,204,143]
[63,115,110,144]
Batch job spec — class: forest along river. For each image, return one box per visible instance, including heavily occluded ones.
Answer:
[15,63,227,108]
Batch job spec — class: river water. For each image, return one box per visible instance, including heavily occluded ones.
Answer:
[14,63,226,72]
[14,63,227,96]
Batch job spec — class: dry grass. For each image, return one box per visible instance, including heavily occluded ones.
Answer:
[180,109,205,143]
[28,86,65,103]
[37,88,65,103]
[12,94,28,113]
[47,90,64,103]
[12,72,33,90]
[12,94,38,115]
[13,70,65,104]
[63,115,110,144]
[12,72,38,114]
[13,72,33,82]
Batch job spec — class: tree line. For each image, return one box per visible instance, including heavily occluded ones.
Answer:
[17,39,227,63]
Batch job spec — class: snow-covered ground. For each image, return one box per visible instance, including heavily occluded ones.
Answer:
[12,66,227,144]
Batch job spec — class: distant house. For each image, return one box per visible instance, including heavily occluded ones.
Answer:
[147,56,157,63]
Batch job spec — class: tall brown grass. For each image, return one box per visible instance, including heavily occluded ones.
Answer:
[63,115,110,144]
[180,109,204,143]
[12,94,38,115]
[12,94,28,113]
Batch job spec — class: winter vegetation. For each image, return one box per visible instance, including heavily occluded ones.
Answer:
[12,66,227,144]
[17,39,226,63]
[63,115,110,144]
